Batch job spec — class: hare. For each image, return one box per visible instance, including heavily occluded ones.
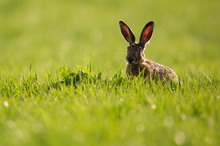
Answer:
[119,20,178,82]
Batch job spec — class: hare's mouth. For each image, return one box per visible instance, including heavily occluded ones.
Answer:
[126,59,138,65]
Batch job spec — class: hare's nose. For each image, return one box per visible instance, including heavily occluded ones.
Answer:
[127,57,134,64]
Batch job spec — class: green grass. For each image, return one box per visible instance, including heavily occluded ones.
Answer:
[0,0,220,146]
[0,67,219,146]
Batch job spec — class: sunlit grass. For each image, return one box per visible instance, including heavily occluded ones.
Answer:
[0,66,219,146]
[0,0,220,146]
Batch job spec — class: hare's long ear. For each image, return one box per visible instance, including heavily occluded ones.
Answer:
[139,21,154,46]
[119,20,135,45]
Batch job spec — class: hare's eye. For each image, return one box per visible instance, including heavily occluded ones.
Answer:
[140,47,144,52]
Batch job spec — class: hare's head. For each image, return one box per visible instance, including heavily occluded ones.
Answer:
[119,20,154,65]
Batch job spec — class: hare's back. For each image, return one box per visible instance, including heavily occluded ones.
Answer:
[150,61,178,81]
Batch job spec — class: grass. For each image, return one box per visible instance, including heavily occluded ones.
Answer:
[0,0,220,146]
[0,67,219,146]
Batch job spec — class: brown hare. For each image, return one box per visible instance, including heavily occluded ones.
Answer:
[119,20,178,82]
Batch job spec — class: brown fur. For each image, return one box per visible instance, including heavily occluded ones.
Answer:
[119,20,178,82]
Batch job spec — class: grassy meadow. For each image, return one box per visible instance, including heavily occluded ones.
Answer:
[0,0,220,146]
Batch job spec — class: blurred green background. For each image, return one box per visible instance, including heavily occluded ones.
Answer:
[0,0,219,74]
